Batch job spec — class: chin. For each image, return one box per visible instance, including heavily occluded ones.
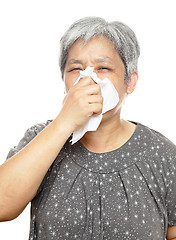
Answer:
[102,108,121,121]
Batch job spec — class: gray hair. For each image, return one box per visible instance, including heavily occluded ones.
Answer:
[59,17,140,82]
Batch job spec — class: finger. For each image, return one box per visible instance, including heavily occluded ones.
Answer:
[84,84,102,95]
[76,76,95,86]
[88,103,103,116]
[87,95,103,104]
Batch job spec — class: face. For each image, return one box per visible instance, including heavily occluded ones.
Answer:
[63,36,137,119]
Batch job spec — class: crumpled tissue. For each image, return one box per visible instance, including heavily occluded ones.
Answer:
[71,66,119,144]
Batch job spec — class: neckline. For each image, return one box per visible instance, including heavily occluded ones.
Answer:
[66,122,151,174]
[78,121,138,155]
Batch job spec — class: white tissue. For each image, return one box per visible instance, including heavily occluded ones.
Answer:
[71,66,119,144]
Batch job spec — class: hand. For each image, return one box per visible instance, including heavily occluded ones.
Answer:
[58,77,103,132]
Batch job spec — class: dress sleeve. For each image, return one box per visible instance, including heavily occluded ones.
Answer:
[5,120,53,197]
[165,145,176,226]
[6,120,52,160]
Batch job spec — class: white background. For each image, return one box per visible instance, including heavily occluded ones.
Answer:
[0,0,176,239]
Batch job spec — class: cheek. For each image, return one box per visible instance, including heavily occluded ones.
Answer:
[110,76,127,95]
[65,81,74,93]
[117,84,127,100]
[64,74,78,92]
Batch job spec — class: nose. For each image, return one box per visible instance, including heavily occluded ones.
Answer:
[83,76,96,85]
[90,78,96,85]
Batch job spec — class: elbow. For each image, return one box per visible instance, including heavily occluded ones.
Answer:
[0,190,29,222]
[0,203,22,222]
[0,208,17,222]
[0,216,15,222]
[0,211,20,222]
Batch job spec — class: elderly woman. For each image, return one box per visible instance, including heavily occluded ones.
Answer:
[0,17,176,240]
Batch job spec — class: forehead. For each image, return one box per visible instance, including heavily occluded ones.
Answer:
[67,56,113,65]
[67,36,120,62]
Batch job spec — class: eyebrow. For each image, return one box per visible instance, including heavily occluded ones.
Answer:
[67,59,83,65]
[67,57,113,65]
[94,57,113,63]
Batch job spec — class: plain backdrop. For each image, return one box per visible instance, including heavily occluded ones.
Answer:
[0,0,176,239]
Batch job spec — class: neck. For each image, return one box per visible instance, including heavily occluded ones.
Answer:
[80,113,136,153]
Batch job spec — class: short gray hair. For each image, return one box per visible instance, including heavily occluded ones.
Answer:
[59,17,140,82]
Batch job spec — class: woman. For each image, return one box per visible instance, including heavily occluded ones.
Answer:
[0,17,176,240]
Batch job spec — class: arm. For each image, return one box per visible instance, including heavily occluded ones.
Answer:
[0,117,72,221]
[166,226,176,240]
[0,77,103,221]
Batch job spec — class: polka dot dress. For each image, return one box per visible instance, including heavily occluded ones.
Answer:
[6,121,176,240]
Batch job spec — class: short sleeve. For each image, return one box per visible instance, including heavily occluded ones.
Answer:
[6,120,52,160]
[5,120,53,197]
[165,146,176,226]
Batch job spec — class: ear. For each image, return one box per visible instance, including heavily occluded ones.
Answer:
[126,72,139,95]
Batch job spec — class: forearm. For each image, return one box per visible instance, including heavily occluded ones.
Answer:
[0,115,72,221]
[0,76,103,221]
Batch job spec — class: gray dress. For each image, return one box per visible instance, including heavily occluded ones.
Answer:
[6,121,176,240]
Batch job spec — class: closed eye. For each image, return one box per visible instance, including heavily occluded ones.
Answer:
[69,68,82,72]
[98,67,111,71]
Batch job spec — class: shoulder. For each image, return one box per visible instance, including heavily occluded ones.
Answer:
[136,122,176,176]
[18,119,53,143]
[134,122,176,195]
[23,120,53,139]
[6,120,53,160]
[137,122,176,152]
